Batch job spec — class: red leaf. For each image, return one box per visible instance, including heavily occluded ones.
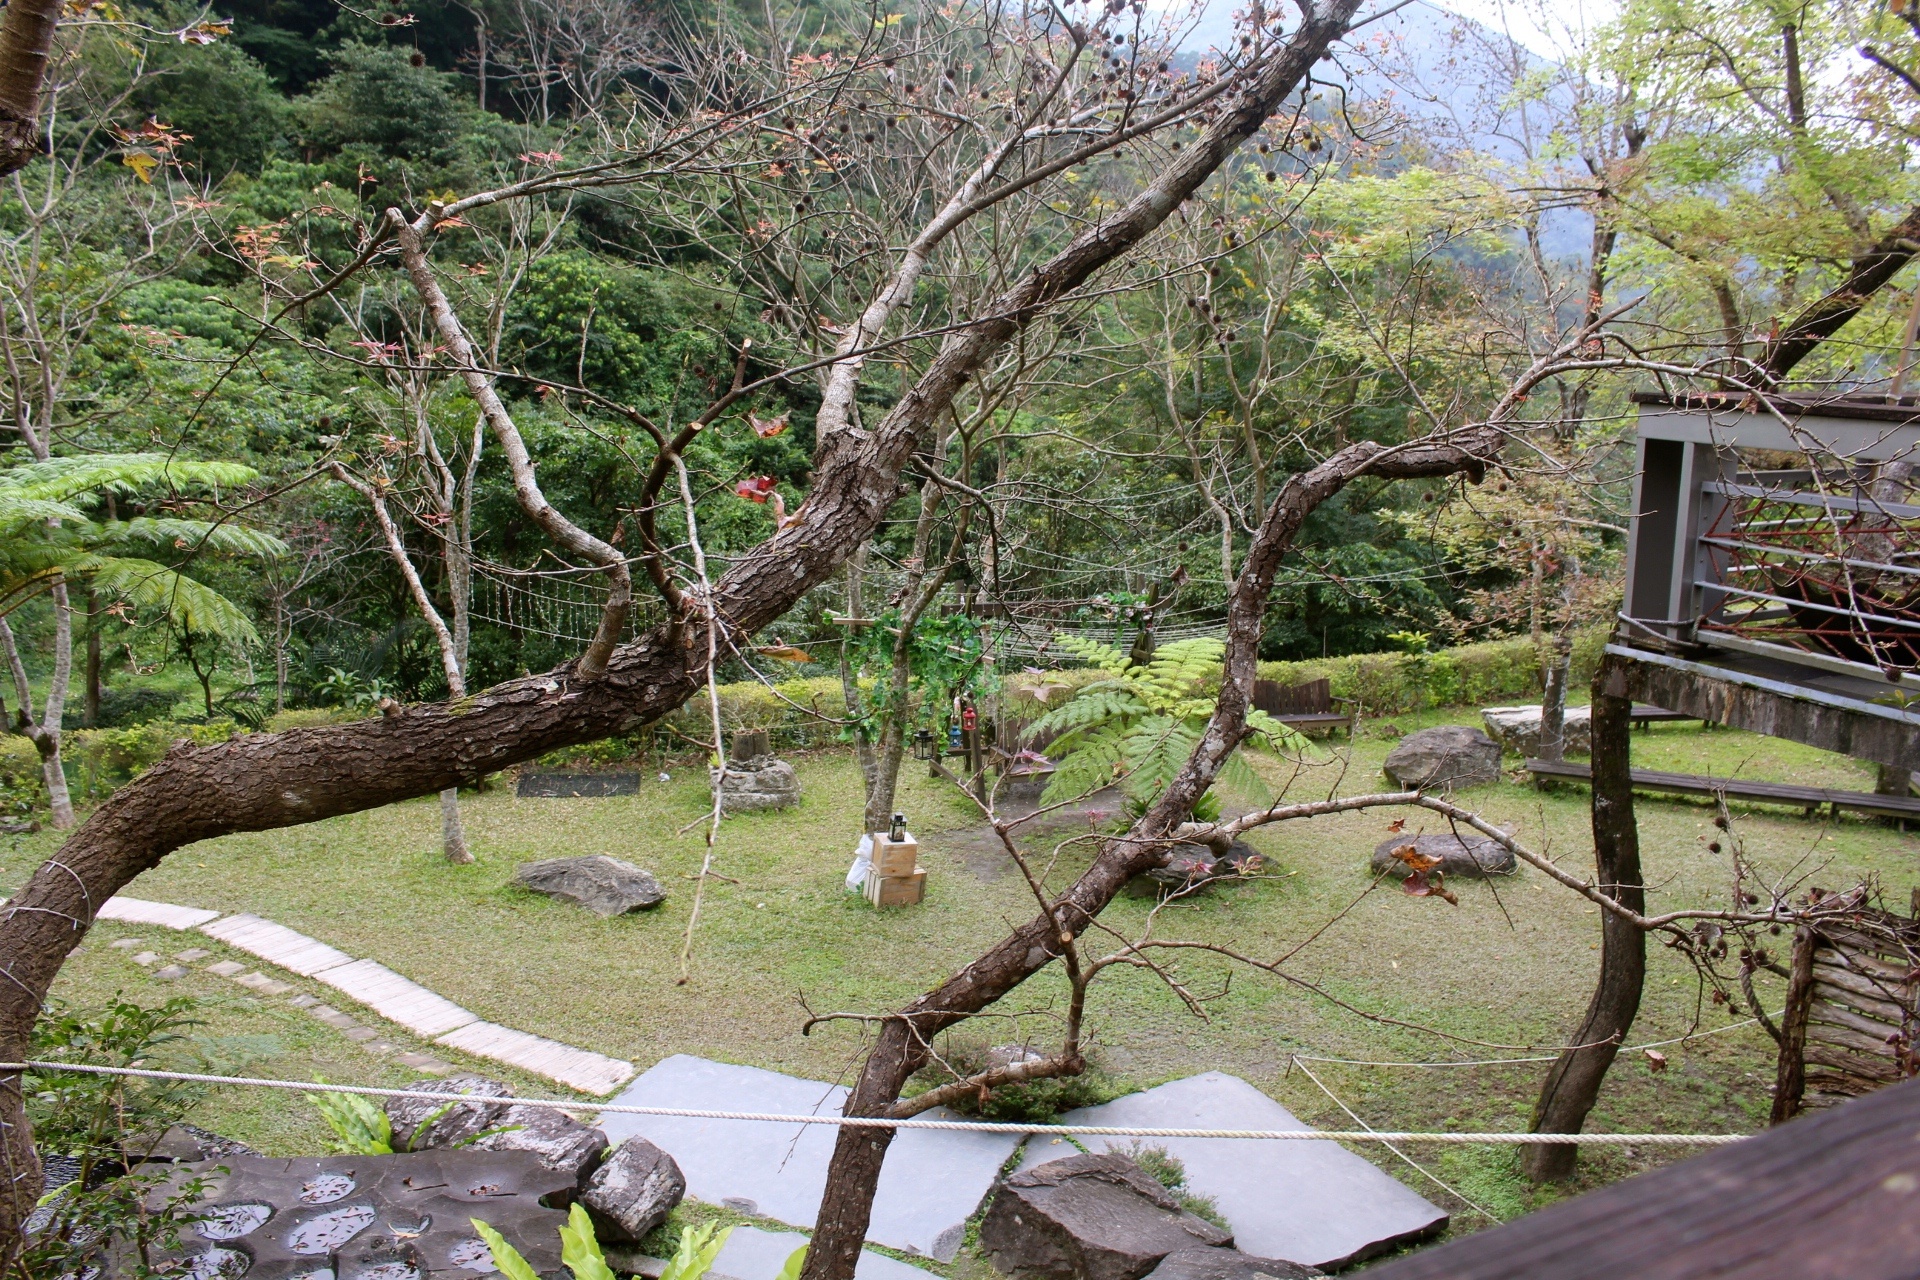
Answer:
[1386,818,1406,833]
[749,412,790,439]
[1644,1048,1668,1073]
[735,476,777,503]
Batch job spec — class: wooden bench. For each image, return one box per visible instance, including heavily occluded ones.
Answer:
[1523,757,1920,819]
[1630,703,1697,728]
[1252,677,1353,735]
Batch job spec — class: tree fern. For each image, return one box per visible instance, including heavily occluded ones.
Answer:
[1027,633,1305,813]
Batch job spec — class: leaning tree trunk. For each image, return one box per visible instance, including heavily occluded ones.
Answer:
[1538,630,1572,763]
[1524,654,1646,1180]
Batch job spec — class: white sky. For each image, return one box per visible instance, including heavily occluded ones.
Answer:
[1164,0,1620,62]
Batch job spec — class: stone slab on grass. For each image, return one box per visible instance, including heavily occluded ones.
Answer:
[1017,1073,1447,1272]
[709,1226,935,1280]
[597,1055,1024,1261]
[97,896,221,930]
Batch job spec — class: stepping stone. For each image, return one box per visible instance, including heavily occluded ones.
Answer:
[708,1225,935,1280]
[206,960,246,977]
[98,896,221,930]
[435,1021,634,1096]
[199,912,351,977]
[234,971,293,995]
[341,1026,378,1042]
[130,951,159,967]
[597,1055,1024,1261]
[394,1052,453,1075]
[1018,1073,1446,1272]
[110,937,144,949]
[153,965,189,980]
[287,994,320,1008]
[317,957,478,1038]
[310,1005,359,1030]
[174,948,211,962]
[362,1041,396,1055]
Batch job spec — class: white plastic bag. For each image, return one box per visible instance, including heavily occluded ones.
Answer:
[845,833,874,893]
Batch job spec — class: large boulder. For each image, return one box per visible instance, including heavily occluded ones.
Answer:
[710,755,802,813]
[385,1075,514,1150]
[1145,1247,1323,1280]
[1481,705,1591,757]
[1127,841,1265,898]
[580,1137,686,1242]
[1370,833,1516,879]
[472,1103,610,1196]
[516,855,667,916]
[1381,726,1502,791]
[980,1153,1232,1280]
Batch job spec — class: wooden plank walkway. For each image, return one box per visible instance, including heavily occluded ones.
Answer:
[436,1021,635,1095]
[316,957,480,1038]
[1524,758,1920,818]
[96,895,221,930]
[198,912,355,976]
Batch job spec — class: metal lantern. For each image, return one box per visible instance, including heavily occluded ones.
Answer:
[913,728,935,761]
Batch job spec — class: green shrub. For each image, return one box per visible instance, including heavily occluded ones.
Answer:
[0,732,42,816]
[1254,627,1608,715]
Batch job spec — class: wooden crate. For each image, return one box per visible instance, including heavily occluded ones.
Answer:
[872,831,918,877]
[865,867,926,908]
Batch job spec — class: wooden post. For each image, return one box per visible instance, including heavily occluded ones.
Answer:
[1524,653,1647,1181]
[1770,924,1819,1124]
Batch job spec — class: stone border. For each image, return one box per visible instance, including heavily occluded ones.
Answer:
[98,895,636,1094]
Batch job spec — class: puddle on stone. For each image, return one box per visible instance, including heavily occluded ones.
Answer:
[383,1214,430,1239]
[180,1246,252,1280]
[286,1205,377,1254]
[444,1238,496,1273]
[299,1175,357,1206]
[339,1241,424,1280]
[198,1204,273,1241]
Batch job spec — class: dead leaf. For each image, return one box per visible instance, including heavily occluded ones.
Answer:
[749,412,791,439]
[757,645,813,663]
[1390,843,1443,874]
[1644,1048,1668,1073]
[1386,818,1406,833]
[122,152,158,183]
[1402,871,1458,906]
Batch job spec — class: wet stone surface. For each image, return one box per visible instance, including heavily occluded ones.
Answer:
[133,1150,570,1280]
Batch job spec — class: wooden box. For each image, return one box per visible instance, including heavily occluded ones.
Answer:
[872,831,918,878]
[865,867,926,908]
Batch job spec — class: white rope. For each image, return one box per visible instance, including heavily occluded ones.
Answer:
[0,1062,1748,1146]
[1288,1014,1777,1070]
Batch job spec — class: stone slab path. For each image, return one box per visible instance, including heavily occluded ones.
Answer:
[598,1054,1023,1261]
[1016,1071,1447,1271]
[94,895,635,1095]
[709,1226,933,1280]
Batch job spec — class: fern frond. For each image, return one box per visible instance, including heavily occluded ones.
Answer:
[1052,631,1134,676]
[97,518,286,558]
[76,555,261,643]
[1244,709,1311,754]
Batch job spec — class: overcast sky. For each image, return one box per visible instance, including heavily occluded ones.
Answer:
[1164,0,1619,61]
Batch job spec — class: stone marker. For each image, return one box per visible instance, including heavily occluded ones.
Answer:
[580,1137,684,1240]
[598,1054,1024,1260]
[704,1225,939,1280]
[1018,1073,1446,1271]
[1369,833,1516,878]
[517,771,642,797]
[515,855,667,916]
[1144,1246,1322,1280]
[143,1148,570,1280]
[710,755,802,813]
[1380,726,1502,791]
[980,1152,1232,1280]
[1480,705,1591,757]
[386,1075,516,1151]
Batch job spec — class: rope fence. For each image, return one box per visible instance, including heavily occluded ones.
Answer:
[1,1061,1749,1147]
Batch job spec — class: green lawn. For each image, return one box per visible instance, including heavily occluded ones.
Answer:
[7,711,1915,1264]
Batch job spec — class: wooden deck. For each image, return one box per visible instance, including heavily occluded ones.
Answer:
[1364,1076,1920,1279]
[1524,758,1920,818]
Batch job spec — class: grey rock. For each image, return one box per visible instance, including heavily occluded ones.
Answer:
[1128,840,1265,898]
[385,1075,514,1151]
[1481,705,1591,757]
[1381,726,1503,790]
[979,1153,1232,1280]
[710,755,802,813]
[1145,1248,1322,1280]
[581,1138,685,1242]
[985,1044,1048,1072]
[473,1104,609,1195]
[515,855,667,916]
[1370,833,1516,879]
[136,1124,257,1165]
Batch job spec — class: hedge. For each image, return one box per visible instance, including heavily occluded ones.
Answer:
[1254,628,1609,717]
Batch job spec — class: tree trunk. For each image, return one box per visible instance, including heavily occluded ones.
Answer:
[439,786,470,862]
[1524,656,1645,1180]
[84,587,99,728]
[39,582,72,827]
[0,0,64,177]
[1539,631,1572,762]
